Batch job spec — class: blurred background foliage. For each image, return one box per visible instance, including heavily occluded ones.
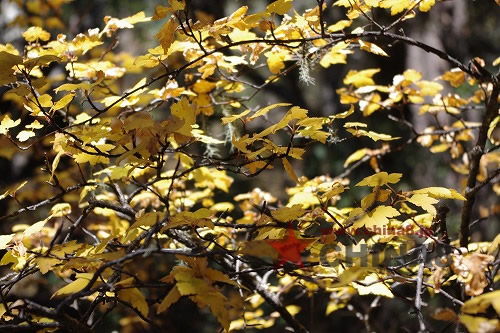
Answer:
[0,0,499,332]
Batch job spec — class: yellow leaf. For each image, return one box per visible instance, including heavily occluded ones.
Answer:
[50,151,64,181]
[192,130,224,144]
[354,274,393,298]
[380,0,411,15]
[74,152,110,165]
[23,220,47,236]
[0,114,21,135]
[350,205,400,229]
[34,257,61,274]
[50,203,72,217]
[0,234,14,250]
[22,26,51,42]
[169,0,185,11]
[54,82,92,93]
[402,69,422,83]
[204,268,240,287]
[271,204,305,222]
[245,161,273,173]
[287,192,320,208]
[461,290,500,315]
[407,193,438,215]
[134,54,161,67]
[419,0,436,12]
[429,143,449,153]
[171,97,195,137]
[331,266,369,287]
[38,94,53,108]
[0,181,27,200]
[356,172,402,187]
[488,116,499,144]
[238,240,277,257]
[459,315,499,333]
[166,208,214,230]
[413,187,466,201]
[118,288,149,317]
[264,106,308,136]
[52,274,95,298]
[441,69,465,87]
[416,80,443,96]
[344,148,369,167]
[221,109,250,124]
[51,93,75,111]
[365,0,381,6]
[157,286,182,313]
[282,157,300,184]
[327,20,352,33]
[155,18,177,54]
[321,182,345,201]
[0,51,23,69]
[334,0,357,7]
[152,5,170,20]
[250,103,292,120]
[130,212,165,229]
[359,40,388,57]
[210,202,235,212]
[25,120,44,130]
[16,130,35,142]
[176,277,206,296]
[103,11,151,35]
[488,234,500,255]
[331,105,355,120]
[210,299,230,332]
[344,68,380,87]
[266,50,288,74]
[266,0,293,15]
[319,43,349,68]
[24,55,60,69]
[326,301,347,315]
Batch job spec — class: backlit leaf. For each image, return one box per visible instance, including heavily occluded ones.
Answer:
[356,172,402,187]
[155,18,177,54]
[282,158,300,184]
[413,187,466,201]
[22,26,50,42]
[118,288,149,317]
[157,286,182,313]
[0,234,14,250]
[266,0,293,15]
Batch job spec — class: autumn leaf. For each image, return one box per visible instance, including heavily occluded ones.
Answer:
[155,18,177,54]
[407,193,439,215]
[413,187,466,201]
[129,212,165,229]
[271,204,305,221]
[0,114,21,135]
[350,205,400,229]
[52,273,98,298]
[353,273,393,298]
[359,40,388,57]
[118,288,149,317]
[343,68,380,87]
[0,234,14,250]
[157,286,182,313]
[266,0,293,15]
[380,0,411,15]
[355,172,402,187]
[282,157,300,184]
[22,26,50,42]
